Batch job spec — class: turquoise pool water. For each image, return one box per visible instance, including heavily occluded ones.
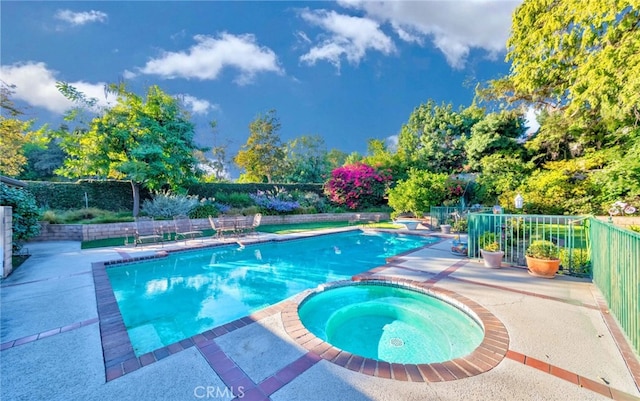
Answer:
[299,284,484,364]
[107,231,436,355]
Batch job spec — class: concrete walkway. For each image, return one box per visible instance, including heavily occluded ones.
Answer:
[1,232,639,401]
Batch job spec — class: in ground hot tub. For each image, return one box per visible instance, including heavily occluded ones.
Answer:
[298,282,485,364]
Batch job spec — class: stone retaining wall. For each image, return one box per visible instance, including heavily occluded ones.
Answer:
[31,212,389,242]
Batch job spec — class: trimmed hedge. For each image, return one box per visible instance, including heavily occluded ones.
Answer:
[186,183,324,198]
[26,181,325,212]
[26,180,152,211]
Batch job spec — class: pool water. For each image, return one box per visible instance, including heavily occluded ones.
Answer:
[107,231,436,355]
[299,284,484,364]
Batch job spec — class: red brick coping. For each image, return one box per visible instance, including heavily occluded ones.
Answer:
[282,279,510,382]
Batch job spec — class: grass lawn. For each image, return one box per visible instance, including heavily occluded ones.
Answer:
[81,229,216,249]
[525,223,589,249]
[81,220,400,249]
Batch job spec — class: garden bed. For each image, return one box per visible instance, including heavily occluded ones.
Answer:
[32,212,390,242]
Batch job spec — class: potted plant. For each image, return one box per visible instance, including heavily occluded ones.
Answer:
[525,240,560,278]
[451,234,468,256]
[478,232,503,268]
[440,217,454,234]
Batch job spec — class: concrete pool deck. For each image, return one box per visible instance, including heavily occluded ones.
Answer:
[1,230,639,401]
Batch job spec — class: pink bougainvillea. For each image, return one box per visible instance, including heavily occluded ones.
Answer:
[323,163,392,209]
[446,178,466,198]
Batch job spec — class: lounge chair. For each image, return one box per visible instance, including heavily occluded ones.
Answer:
[349,213,362,225]
[208,216,219,237]
[134,217,163,246]
[173,215,203,242]
[247,213,262,235]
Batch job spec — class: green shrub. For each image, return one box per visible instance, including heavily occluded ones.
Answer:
[40,208,133,224]
[141,191,199,218]
[291,191,329,213]
[299,206,317,214]
[478,232,500,252]
[188,182,324,200]
[61,207,107,221]
[452,219,468,233]
[387,169,448,218]
[526,240,559,260]
[628,225,640,233]
[239,206,261,216]
[221,192,254,208]
[0,183,41,252]
[189,204,219,219]
[41,210,62,224]
[559,248,590,275]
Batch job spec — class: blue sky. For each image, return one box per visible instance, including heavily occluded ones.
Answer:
[1,1,524,162]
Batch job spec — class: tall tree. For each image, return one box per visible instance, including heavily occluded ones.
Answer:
[0,82,44,177]
[20,135,66,180]
[480,0,640,148]
[195,120,231,182]
[361,138,408,182]
[325,148,348,172]
[464,110,526,171]
[208,120,231,181]
[56,83,201,216]
[0,117,30,176]
[398,100,483,173]
[282,135,328,183]
[234,110,285,183]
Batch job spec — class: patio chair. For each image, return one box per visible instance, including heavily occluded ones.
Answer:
[134,217,163,246]
[208,216,231,238]
[234,216,250,236]
[173,215,203,242]
[212,216,238,238]
[247,213,262,235]
[208,216,220,237]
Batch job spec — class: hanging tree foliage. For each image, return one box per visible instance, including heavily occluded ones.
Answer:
[480,0,640,144]
[56,83,201,216]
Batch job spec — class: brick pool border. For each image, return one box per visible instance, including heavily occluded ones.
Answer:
[282,278,510,382]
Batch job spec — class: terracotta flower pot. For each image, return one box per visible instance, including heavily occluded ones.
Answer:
[525,256,560,278]
[480,249,504,268]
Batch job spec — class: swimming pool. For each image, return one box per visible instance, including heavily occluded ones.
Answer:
[107,230,437,355]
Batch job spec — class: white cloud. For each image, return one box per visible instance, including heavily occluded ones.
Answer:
[295,31,312,44]
[299,9,395,68]
[179,94,218,115]
[337,0,519,69]
[139,33,283,85]
[122,69,137,80]
[0,61,112,114]
[55,9,107,26]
